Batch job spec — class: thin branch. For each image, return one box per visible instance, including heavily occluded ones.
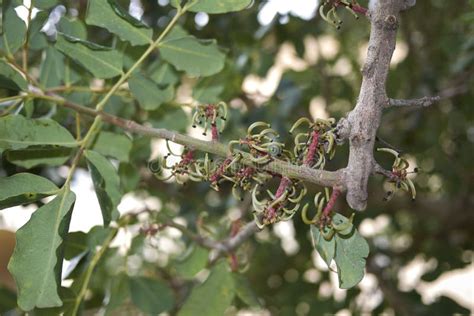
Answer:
[373,162,393,179]
[388,95,440,108]
[28,91,345,188]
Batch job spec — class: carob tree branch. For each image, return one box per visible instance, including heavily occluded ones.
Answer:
[338,0,419,211]
[27,0,424,214]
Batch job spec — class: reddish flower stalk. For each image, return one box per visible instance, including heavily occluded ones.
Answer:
[350,3,367,15]
[209,157,232,184]
[211,123,219,141]
[266,177,292,222]
[304,130,319,166]
[229,220,241,272]
[322,188,341,217]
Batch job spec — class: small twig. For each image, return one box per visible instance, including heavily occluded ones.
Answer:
[373,163,394,179]
[388,96,440,108]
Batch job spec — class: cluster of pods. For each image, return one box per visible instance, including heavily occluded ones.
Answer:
[151,103,417,231]
[150,102,342,228]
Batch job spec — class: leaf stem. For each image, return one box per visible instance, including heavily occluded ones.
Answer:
[69,228,117,315]
[22,0,35,72]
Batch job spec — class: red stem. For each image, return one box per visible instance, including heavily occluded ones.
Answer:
[211,123,219,141]
[209,157,232,183]
[304,130,319,166]
[322,188,341,217]
[266,177,291,221]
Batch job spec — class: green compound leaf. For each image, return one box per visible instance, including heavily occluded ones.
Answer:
[160,28,226,77]
[175,245,209,279]
[0,173,59,210]
[0,60,28,91]
[148,61,180,86]
[333,214,370,289]
[84,150,122,226]
[128,276,175,314]
[91,131,132,162]
[311,224,335,267]
[55,34,123,79]
[128,74,174,110]
[179,0,253,14]
[28,11,49,50]
[0,115,77,150]
[86,0,152,46]
[57,17,87,40]
[0,0,26,56]
[178,261,235,316]
[8,189,76,311]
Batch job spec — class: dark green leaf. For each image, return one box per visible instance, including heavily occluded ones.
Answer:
[0,115,77,150]
[233,274,261,308]
[193,77,225,103]
[105,273,130,314]
[149,104,189,133]
[8,189,76,311]
[35,0,58,9]
[91,131,132,162]
[310,224,335,267]
[4,146,73,169]
[148,62,180,86]
[0,1,26,56]
[160,29,226,77]
[40,46,65,88]
[0,60,28,91]
[128,74,174,110]
[175,246,209,279]
[128,276,175,314]
[86,0,152,46]
[179,0,252,14]
[85,150,122,226]
[64,231,88,260]
[57,18,87,40]
[118,163,140,192]
[55,34,123,79]
[0,173,58,210]
[333,215,370,289]
[29,11,49,50]
[178,261,235,316]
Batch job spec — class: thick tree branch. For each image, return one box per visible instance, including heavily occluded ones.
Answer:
[343,0,411,210]
[388,96,440,108]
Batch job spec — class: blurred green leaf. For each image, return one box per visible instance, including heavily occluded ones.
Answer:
[149,104,189,133]
[128,73,174,110]
[91,131,132,162]
[40,47,65,88]
[29,11,49,50]
[183,0,252,14]
[193,77,225,103]
[160,29,226,77]
[0,115,77,150]
[0,60,28,91]
[0,0,26,56]
[8,189,76,311]
[64,231,88,260]
[86,0,152,46]
[118,163,140,192]
[128,276,175,314]
[85,150,122,226]
[233,274,261,308]
[175,246,209,279]
[178,261,235,316]
[105,273,130,314]
[55,34,123,79]
[35,0,58,9]
[311,224,335,267]
[0,173,58,210]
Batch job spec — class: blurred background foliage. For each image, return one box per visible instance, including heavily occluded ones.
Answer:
[0,0,473,315]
